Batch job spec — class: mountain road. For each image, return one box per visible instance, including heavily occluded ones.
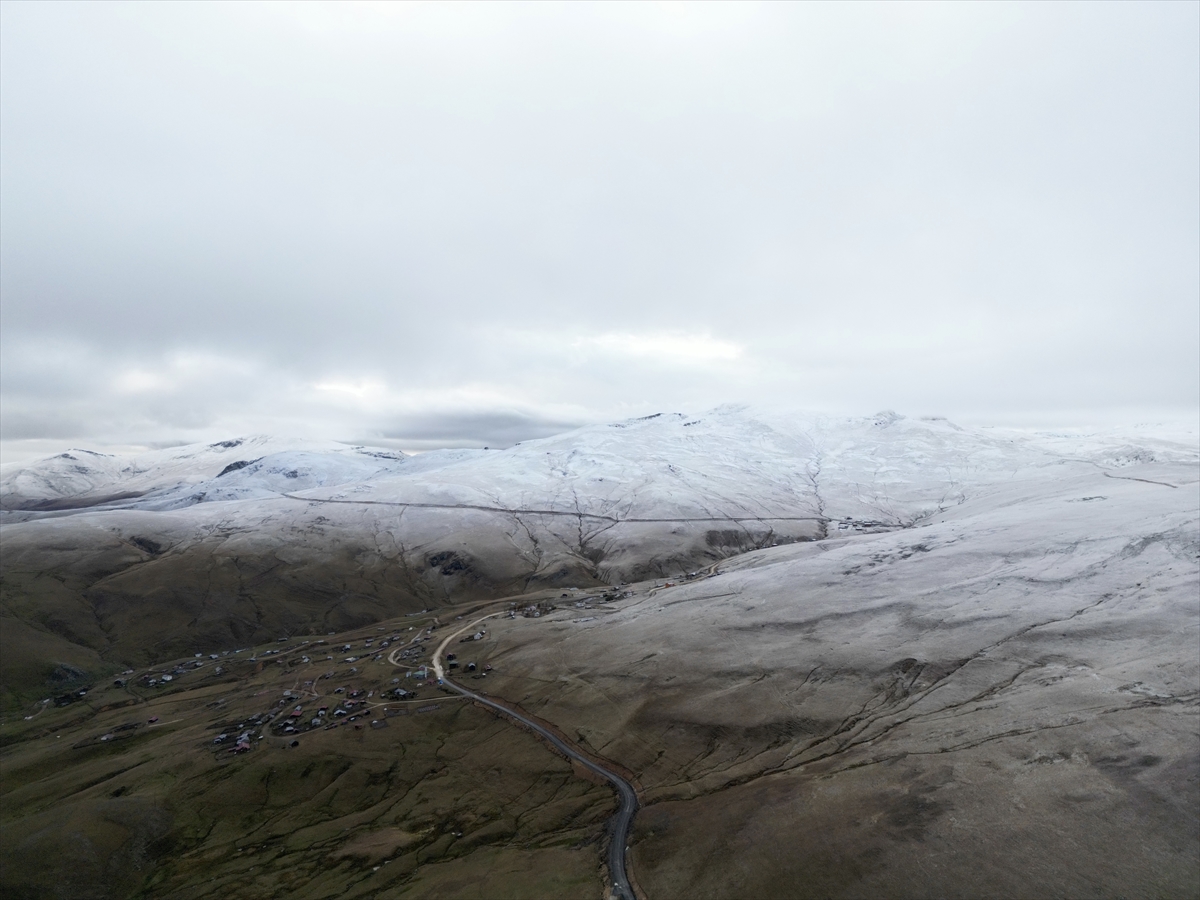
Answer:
[416,613,641,900]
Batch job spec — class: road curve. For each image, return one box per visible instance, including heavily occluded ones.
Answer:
[426,615,640,900]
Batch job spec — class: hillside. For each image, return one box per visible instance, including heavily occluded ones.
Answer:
[2,408,1196,710]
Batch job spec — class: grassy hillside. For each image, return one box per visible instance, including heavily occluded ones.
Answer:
[0,608,614,900]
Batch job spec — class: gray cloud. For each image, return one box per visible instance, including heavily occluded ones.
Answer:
[378,411,584,451]
[2,2,1197,463]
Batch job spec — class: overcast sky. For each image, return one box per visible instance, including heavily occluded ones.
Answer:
[2,1,1197,461]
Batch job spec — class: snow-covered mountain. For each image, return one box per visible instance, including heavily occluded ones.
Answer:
[10,407,1193,521]
[1,407,1196,696]
[0,436,408,511]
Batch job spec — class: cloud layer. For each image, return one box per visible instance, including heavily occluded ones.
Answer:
[2,2,1197,461]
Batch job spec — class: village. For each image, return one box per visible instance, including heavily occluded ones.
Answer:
[0,585,656,899]
[15,577,701,771]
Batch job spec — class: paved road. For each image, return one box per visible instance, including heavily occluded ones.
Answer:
[426,615,640,900]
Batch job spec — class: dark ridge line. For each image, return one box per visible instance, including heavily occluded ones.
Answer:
[3,490,149,512]
[1102,472,1178,489]
[281,493,828,525]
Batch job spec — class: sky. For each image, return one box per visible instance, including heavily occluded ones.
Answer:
[2,1,1197,462]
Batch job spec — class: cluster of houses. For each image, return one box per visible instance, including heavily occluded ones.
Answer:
[117,646,276,693]
[53,687,91,707]
[444,653,490,677]
[85,627,453,756]
[404,666,439,685]
[210,709,274,755]
[136,657,210,689]
[267,685,401,737]
[395,644,425,662]
[212,728,254,753]
[834,517,890,533]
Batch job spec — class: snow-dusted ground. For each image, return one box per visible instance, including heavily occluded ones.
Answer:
[7,408,1194,524]
[0,435,408,511]
[1,406,1195,656]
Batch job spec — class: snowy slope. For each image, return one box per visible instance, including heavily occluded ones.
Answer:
[0,437,407,511]
[487,441,1200,900]
[4,407,1197,545]
[5,408,1194,523]
[247,406,1194,526]
[0,405,1196,702]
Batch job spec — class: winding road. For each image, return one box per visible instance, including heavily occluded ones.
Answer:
[419,614,641,900]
